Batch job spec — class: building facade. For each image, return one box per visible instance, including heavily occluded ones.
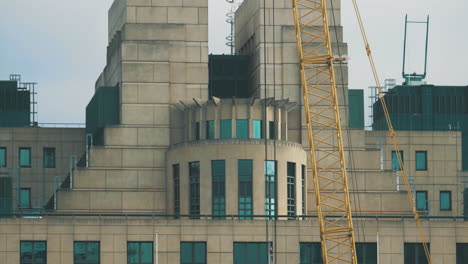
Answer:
[1,0,468,263]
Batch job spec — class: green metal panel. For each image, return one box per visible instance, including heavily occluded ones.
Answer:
[180,242,206,264]
[348,89,364,128]
[233,242,269,264]
[404,243,429,264]
[356,243,377,264]
[299,242,322,264]
[85,86,120,146]
[457,243,468,264]
[209,55,250,98]
[0,81,30,127]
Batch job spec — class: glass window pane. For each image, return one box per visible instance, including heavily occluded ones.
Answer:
[236,120,249,139]
[20,188,30,208]
[195,122,200,140]
[220,120,232,139]
[440,191,451,210]
[269,121,275,140]
[416,191,427,211]
[194,243,206,263]
[180,243,192,264]
[392,151,403,171]
[19,148,31,167]
[0,148,6,167]
[416,151,427,170]
[140,242,153,264]
[253,120,262,139]
[43,148,55,168]
[74,242,87,263]
[20,241,33,263]
[127,242,139,264]
[206,121,215,139]
[87,242,100,263]
[33,242,47,263]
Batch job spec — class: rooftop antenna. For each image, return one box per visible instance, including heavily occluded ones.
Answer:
[225,0,243,54]
[402,14,430,85]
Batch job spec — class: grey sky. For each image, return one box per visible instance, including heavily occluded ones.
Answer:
[0,0,467,124]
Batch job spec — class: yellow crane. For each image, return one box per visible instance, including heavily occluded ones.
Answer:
[291,0,432,263]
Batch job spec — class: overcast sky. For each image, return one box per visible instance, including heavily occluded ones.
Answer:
[0,0,467,124]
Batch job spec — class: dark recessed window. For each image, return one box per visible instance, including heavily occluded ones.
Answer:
[173,164,180,219]
[194,122,200,140]
[20,188,31,208]
[73,241,100,264]
[43,148,55,168]
[234,242,270,264]
[440,191,451,211]
[269,121,275,140]
[416,191,428,211]
[206,120,215,139]
[391,150,403,171]
[189,162,200,219]
[127,242,153,264]
[20,241,47,264]
[212,160,226,219]
[299,242,322,264]
[404,243,430,264]
[0,147,6,167]
[287,162,296,219]
[180,242,206,264]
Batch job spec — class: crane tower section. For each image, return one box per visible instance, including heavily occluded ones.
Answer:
[292,0,357,263]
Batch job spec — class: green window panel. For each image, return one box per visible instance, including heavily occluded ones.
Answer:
[356,243,377,264]
[457,243,468,264]
[206,120,215,139]
[440,191,451,211]
[74,241,100,264]
[173,164,180,219]
[234,242,270,264]
[253,120,262,139]
[220,120,232,139]
[391,150,403,171]
[301,165,306,215]
[404,243,430,264]
[20,241,47,264]
[127,242,153,264]
[43,147,55,168]
[416,191,428,211]
[464,188,468,220]
[0,177,13,218]
[19,147,31,167]
[0,147,6,167]
[287,162,296,218]
[265,161,276,219]
[299,242,322,264]
[212,160,226,219]
[189,162,200,218]
[415,151,427,171]
[269,121,275,140]
[180,242,206,264]
[20,188,31,208]
[194,122,200,140]
[236,120,249,139]
[238,160,253,219]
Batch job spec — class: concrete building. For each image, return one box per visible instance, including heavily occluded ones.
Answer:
[0,0,468,263]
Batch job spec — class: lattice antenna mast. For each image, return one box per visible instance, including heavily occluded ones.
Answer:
[291,0,358,263]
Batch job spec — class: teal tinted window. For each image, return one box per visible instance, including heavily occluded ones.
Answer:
[269,121,275,140]
[440,191,451,210]
[19,148,31,167]
[194,122,200,140]
[404,243,430,264]
[173,164,180,218]
[236,120,249,139]
[264,161,276,219]
[20,188,31,208]
[457,243,468,264]
[416,191,428,211]
[206,121,214,139]
[391,150,403,171]
[253,120,262,139]
[43,148,55,168]
[299,242,322,264]
[287,162,296,218]
[74,241,100,264]
[234,242,270,264]
[220,120,232,139]
[0,147,6,167]
[20,241,47,264]
[238,160,253,219]
[127,242,153,264]
[180,242,206,264]
[416,151,427,170]
[189,162,200,218]
[212,160,226,219]
[356,243,377,264]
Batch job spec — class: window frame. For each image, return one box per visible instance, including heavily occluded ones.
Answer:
[19,147,31,168]
[287,162,296,219]
[127,241,153,264]
[415,151,427,171]
[440,190,452,211]
[43,147,56,168]
[180,241,207,264]
[391,150,404,171]
[189,161,200,219]
[0,147,6,168]
[236,119,249,139]
[220,119,232,139]
[264,160,276,219]
[404,242,430,264]
[173,164,180,219]
[238,159,253,219]
[212,160,226,219]
[253,120,263,139]
[73,241,100,264]
[416,191,428,211]
[20,240,47,264]
[205,120,215,139]
[20,188,31,209]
